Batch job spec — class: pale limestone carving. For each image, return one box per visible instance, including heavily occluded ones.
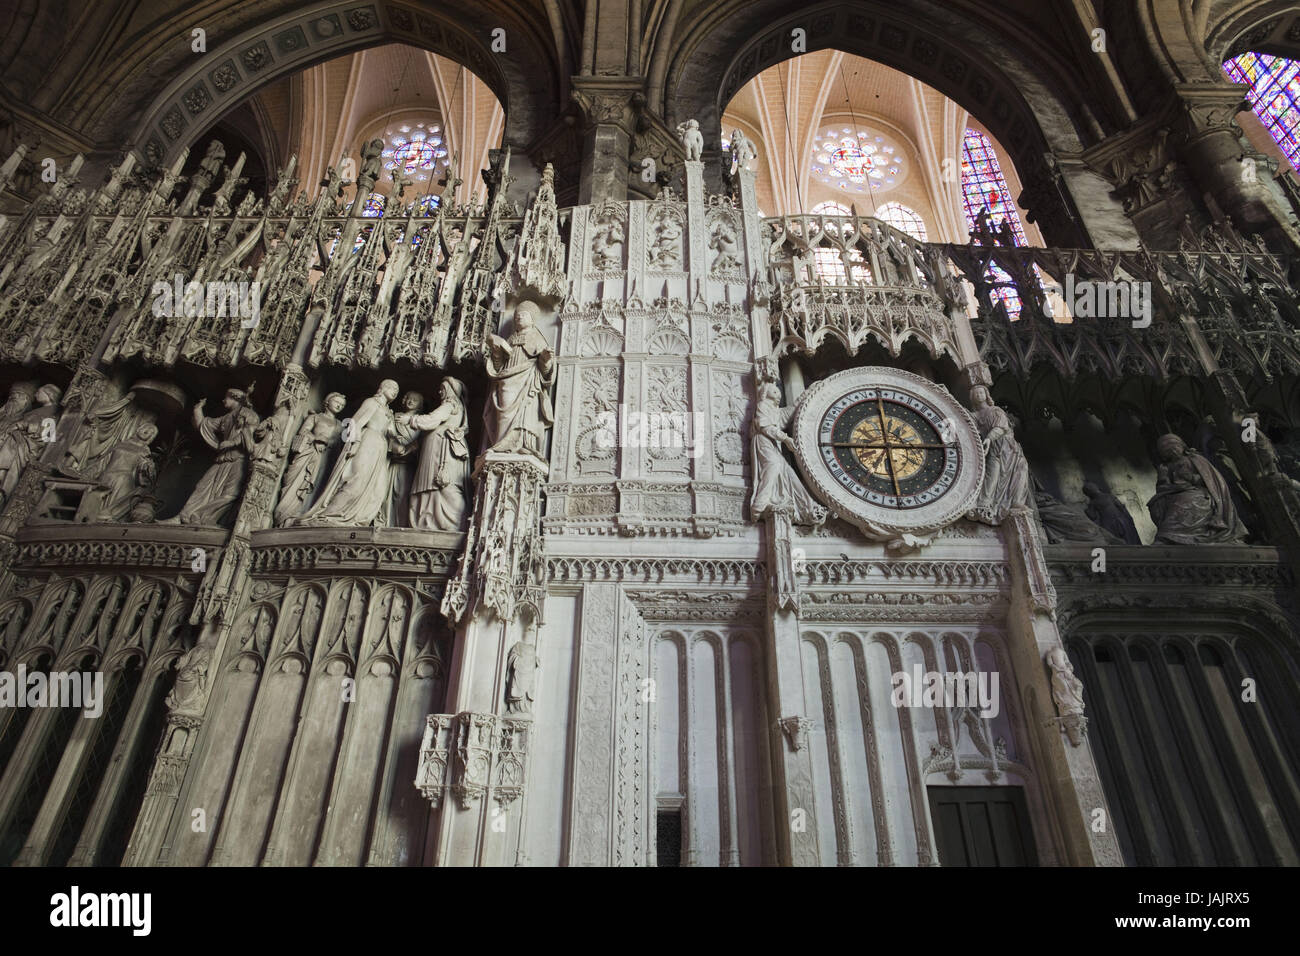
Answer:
[274,392,345,526]
[0,383,61,506]
[589,205,625,271]
[1046,647,1087,747]
[166,387,259,527]
[647,204,684,270]
[505,637,538,714]
[729,128,757,176]
[967,386,1031,524]
[406,377,470,531]
[292,381,398,527]
[751,383,825,527]
[166,642,212,711]
[676,119,704,162]
[484,303,555,458]
[81,421,158,523]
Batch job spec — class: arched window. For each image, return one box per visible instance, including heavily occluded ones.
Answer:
[876,202,928,241]
[1224,53,1300,171]
[961,130,1027,245]
[361,194,385,218]
[811,201,851,216]
[961,129,1027,316]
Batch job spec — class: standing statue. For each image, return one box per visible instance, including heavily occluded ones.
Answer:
[292,380,399,527]
[1046,647,1087,746]
[358,138,385,192]
[0,383,62,505]
[407,377,471,531]
[967,386,1032,523]
[484,303,555,458]
[388,390,425,525]
[729,128,757,176]
[198,141,226,181]
[505,637,538,714]
[81,421,158,523]
[751,383,827,527]
[676,119,704,162]
[1083,481,1141,544]
[167,388,259,526]
[274,392,346,525]
[1147,433,1248,544]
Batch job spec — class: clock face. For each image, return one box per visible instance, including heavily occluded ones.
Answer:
[818,388,959,509]
[791,367,984,540]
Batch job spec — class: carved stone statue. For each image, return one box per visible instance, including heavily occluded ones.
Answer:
[407,377,470,531]
[292,380,399,527]
[0,382,35,431]
[729,128,757,176]
[967,386,1032,523]
[647,209,683,269]
[1083,481,1141,544]
[1147,433,1248,544]
[358,137,385,191]
[198,140,226,181]
[1034,489,1121,545]
[676,119,704,162]
[0,384,62,506]
[505,638,538,714]
[751,382,826,527]
[710,218,741,273]
[590,208,625,271]
[274,392,346,526]
[166,642,212,711]
[484,303,555,458]
[388,390,425,525]
[1046,647,1086,747]
[81,421,158,523]
[166,388,259,526]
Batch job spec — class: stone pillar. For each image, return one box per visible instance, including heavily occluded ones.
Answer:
[571,78,643,206]
[1003,510,1124,865]
[1174,83,1300,248]
[421,451,548,865]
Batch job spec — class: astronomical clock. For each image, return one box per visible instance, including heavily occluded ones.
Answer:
[790,367,984,545]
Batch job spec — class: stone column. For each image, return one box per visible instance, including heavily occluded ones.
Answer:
[571,78,643,206]
[1003,510,1124,865]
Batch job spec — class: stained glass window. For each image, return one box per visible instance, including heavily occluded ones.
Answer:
[362,194,385,218]
[1224,52,1300,171]
[811,128,904,194]
[961,129,1027,246]
[876,202,928,241]
[961,129,1027,317]
[382,123,449,181]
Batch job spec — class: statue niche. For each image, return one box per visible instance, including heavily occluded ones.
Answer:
[162,386,260,527]
[1147,433,1248,544]
[484,302,555,460]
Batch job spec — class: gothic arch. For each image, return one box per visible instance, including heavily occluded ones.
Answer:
[112,1,562,168]
[661,0,1101,245]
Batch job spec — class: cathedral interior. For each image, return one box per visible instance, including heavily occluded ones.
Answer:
[0,0,1297,869]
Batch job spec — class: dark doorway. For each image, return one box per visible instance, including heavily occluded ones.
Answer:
[928,786,1038,866]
